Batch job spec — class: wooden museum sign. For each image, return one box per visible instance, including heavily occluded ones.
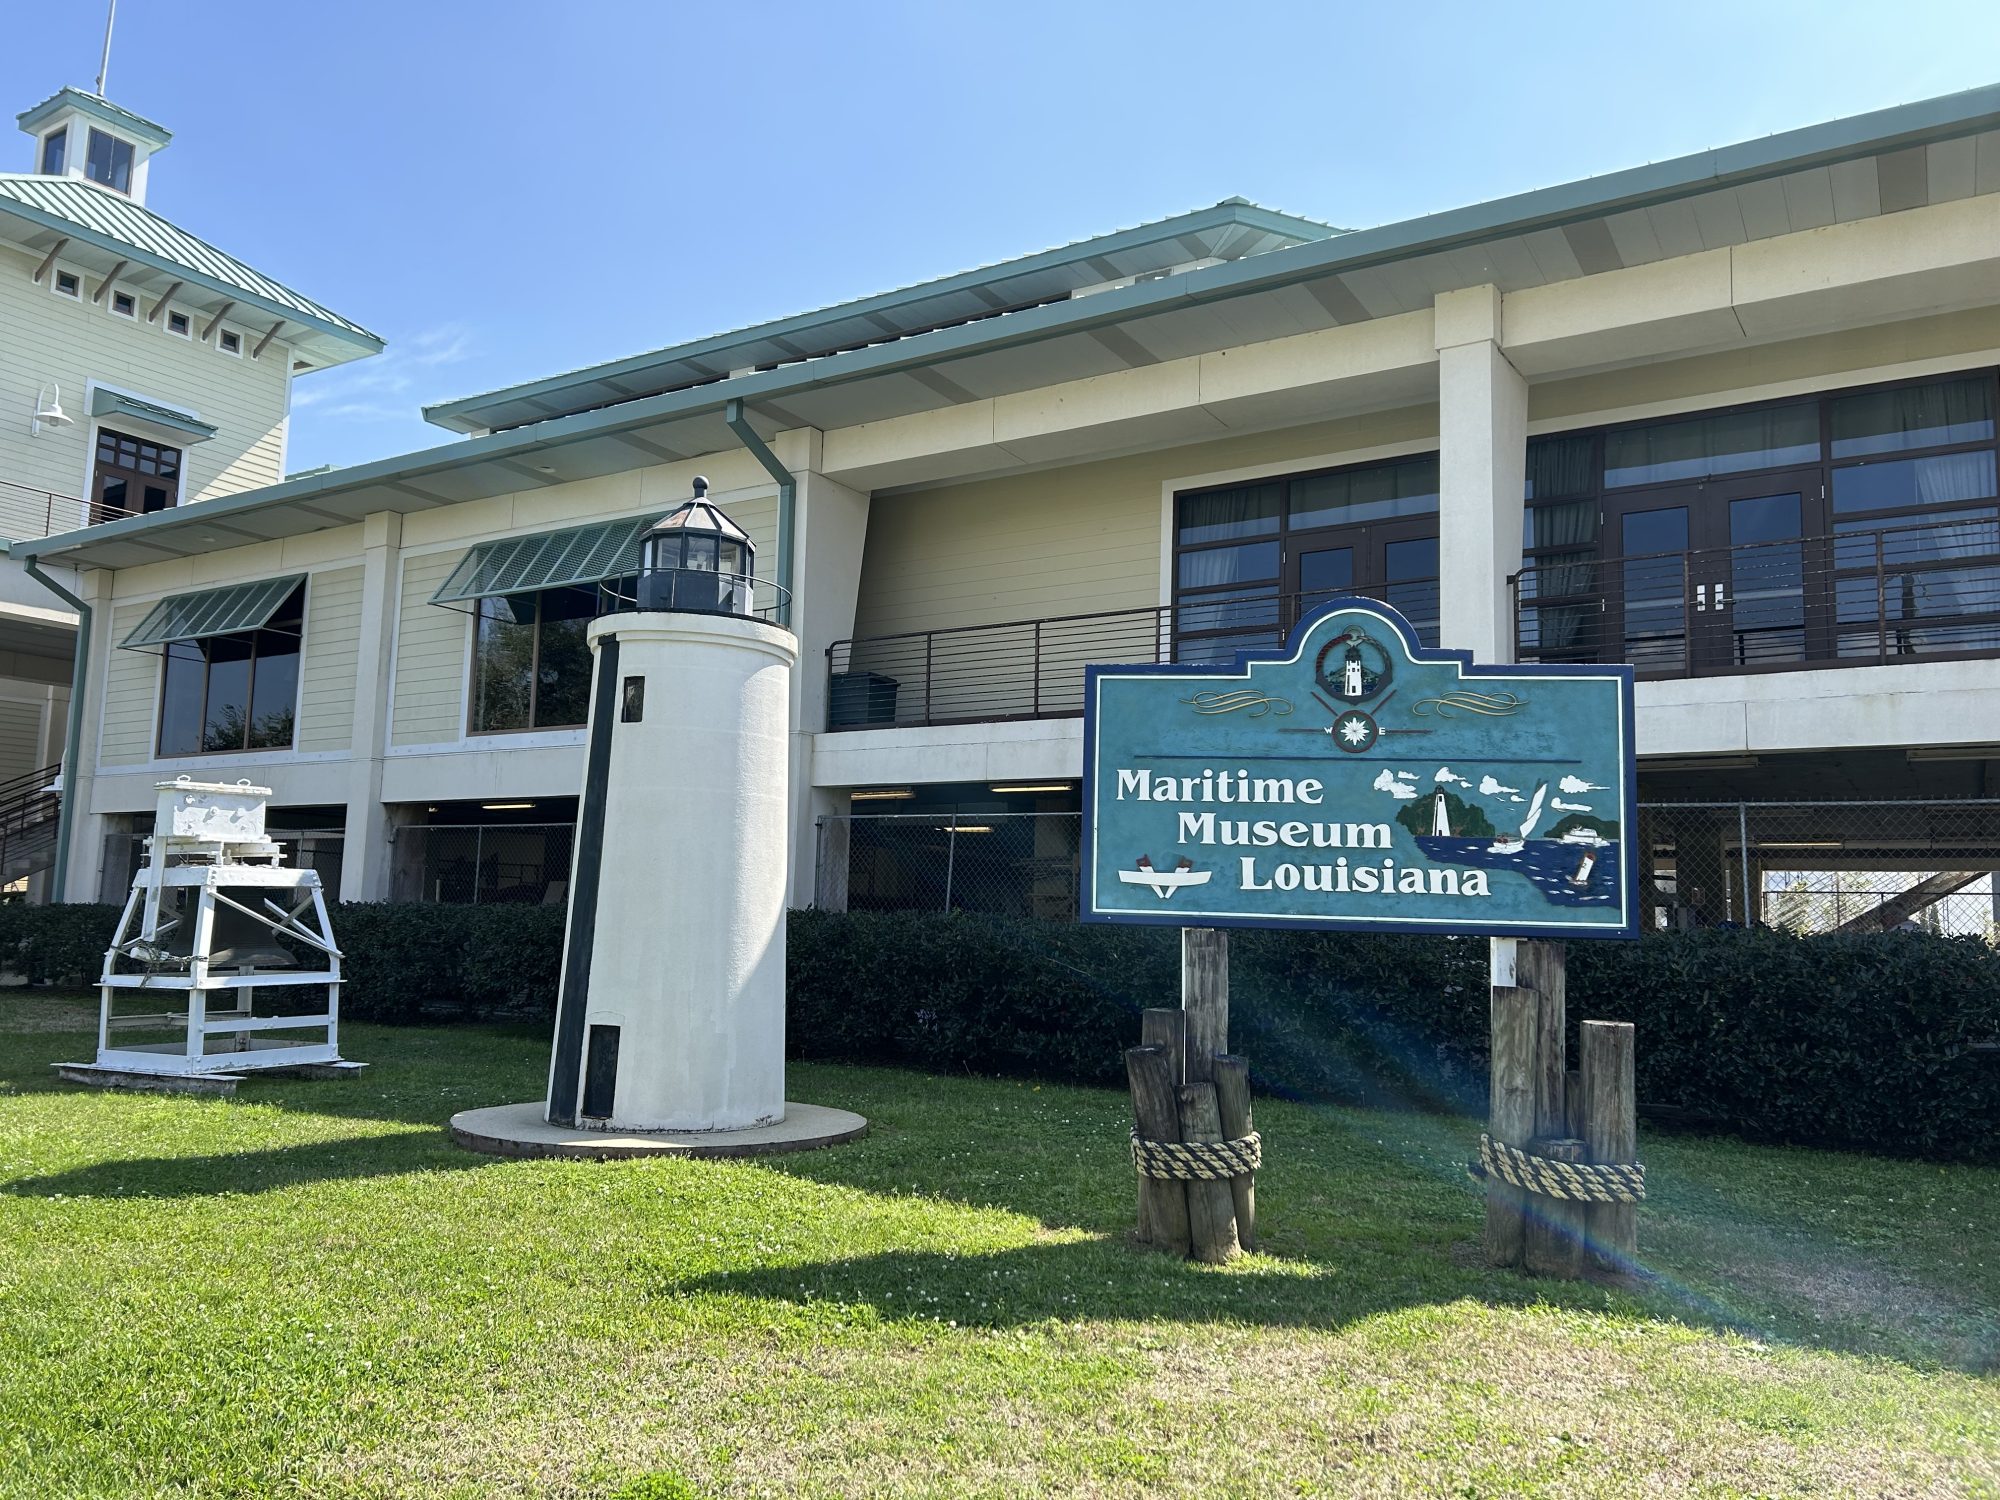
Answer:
[1081,598,1639,938]
[1081,599,1645,1277]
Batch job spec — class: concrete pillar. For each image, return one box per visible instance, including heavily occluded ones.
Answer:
[780,451,871,909]
[1435,285,1528,663]
[61,568,113,903]
[339,512,403,901]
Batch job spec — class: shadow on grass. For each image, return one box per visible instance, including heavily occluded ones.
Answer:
[3,1130,493,1200]
[674,1232,1609,1337]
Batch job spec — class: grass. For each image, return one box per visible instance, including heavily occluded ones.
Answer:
[0,990,1995,1499]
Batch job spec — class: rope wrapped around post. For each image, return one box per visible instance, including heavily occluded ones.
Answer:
[1131,1129,1261,1181]
[1470,1133,1646,1204]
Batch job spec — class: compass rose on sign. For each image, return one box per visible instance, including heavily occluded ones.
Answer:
[1332,708,1379,753]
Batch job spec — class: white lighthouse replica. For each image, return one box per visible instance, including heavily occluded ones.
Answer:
[452,481,865,1158]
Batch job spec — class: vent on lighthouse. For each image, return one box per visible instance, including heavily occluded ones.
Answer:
[637,477,756,615]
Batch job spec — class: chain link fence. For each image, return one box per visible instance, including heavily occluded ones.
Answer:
[392,822,576,905]
[816,801,2000,937]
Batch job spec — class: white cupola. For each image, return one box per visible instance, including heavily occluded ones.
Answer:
[17,86,171,206]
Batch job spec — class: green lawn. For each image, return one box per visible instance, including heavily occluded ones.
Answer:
[0,992,1995,1499]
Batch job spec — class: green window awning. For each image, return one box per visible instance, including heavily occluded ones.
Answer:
[121,575,304,650]
[89,388,218,443]
[429,514,662,606]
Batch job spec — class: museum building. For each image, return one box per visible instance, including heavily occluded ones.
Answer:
[13,85,2000,934]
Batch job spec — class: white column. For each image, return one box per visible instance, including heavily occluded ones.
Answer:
[781,452,871,909]
[1435,285,1528,663]
[339,511,403,900]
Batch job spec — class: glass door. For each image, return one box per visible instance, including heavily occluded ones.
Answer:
[1700,471,1829,671]
[1603,497,1699,675]
[1283,520,1441,646]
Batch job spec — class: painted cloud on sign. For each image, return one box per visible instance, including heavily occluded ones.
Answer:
[1479,775,1520,796]
[1552,798,1594,813]
[1373,769,1419,799]
[1434,766,1472,786]
[1559,775,1609,794]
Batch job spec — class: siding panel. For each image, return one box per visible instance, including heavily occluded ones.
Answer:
[297,566,363,753]
[0,699,43,784]
[99,603,157,766]
[391,554,468,746]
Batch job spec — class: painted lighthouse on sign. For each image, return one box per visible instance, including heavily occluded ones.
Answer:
[1080,599,1639,938]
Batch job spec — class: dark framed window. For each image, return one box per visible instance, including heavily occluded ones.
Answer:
[157,585,304,756]
[39,128,66,175]
[470,580,631,733]
[1172,453,1441,659]
[52,269,81,300]
[1513,368,2000,673]
[217,329,242,355]
[93,428,181,523]
[165,310,191,338]
[84,128,134,194]
[110,289,137,318]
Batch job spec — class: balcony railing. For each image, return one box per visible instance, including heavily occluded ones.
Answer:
[824,582,1439,732]
[1514,515,2000,677]
[0,478,143,541]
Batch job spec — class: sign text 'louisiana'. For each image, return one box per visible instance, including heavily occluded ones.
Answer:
[1081,600,1639,938]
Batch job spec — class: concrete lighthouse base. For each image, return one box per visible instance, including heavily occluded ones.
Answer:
[450,1099,868,1161]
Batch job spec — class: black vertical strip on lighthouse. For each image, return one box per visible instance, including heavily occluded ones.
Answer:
[547,634,621,1124]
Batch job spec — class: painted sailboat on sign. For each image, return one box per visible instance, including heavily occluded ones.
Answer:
[1414,779,1619,908]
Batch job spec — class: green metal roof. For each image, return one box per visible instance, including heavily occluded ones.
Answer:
[430,515,664,605]
[0,174,381,349]
[121,575,304,650]
[16,87,172,149]
[89,389,216,442]
[422,198,1342,434]
[19,82,2000,574]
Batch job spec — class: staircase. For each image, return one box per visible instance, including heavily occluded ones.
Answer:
[0,763,62,887]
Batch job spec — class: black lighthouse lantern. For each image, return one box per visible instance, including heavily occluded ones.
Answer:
[639,476,755,615]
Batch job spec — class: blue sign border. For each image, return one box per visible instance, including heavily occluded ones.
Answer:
[1079,598,1641,940]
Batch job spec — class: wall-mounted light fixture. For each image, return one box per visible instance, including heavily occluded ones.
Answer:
[31,381,73,436]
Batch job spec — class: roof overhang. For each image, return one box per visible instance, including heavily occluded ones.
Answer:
[19,83,2000,573]
[89,388,216,444]
[0,182,383,370]
[17,87,172,149]
[421,198,1342,435]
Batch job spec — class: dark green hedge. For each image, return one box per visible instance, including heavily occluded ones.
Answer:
[4,901,1994,1159]
[787,911,2000,1161]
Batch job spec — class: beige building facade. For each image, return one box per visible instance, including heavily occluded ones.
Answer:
[18,86,2000,928]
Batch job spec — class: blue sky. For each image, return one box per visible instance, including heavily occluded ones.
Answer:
[7,1,1999,475]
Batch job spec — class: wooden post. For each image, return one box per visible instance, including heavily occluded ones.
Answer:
[1137,1010,1186,1240]
[1484,984,1537,1267]
[1141,1007,1186,1086]
[1579,1020,1638,1273]
[1177,1082,1239,1263]
[1181,927,1228,1083]
[1523,1137,1588,1279]
[1125,1045,1190,1256]
[1213,1054,1255,1253]
[1517,939,1567,1142]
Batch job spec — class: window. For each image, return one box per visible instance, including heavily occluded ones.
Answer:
[52,269,81,300]
[1604,403,1820,488]
[217,329,242,356]
[93,428,181,522]
[1173,454,1442,658]
[84,128,134,194]
[39,128,66,175]
[157,584,304,756]
[471,582,628,732]
[110,289,137,318]
[166,310,191,338]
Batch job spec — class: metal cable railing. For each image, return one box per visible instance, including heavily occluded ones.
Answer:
[0,478,141,541]
[825,583,1440,731]
[1515,515,2000,675]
